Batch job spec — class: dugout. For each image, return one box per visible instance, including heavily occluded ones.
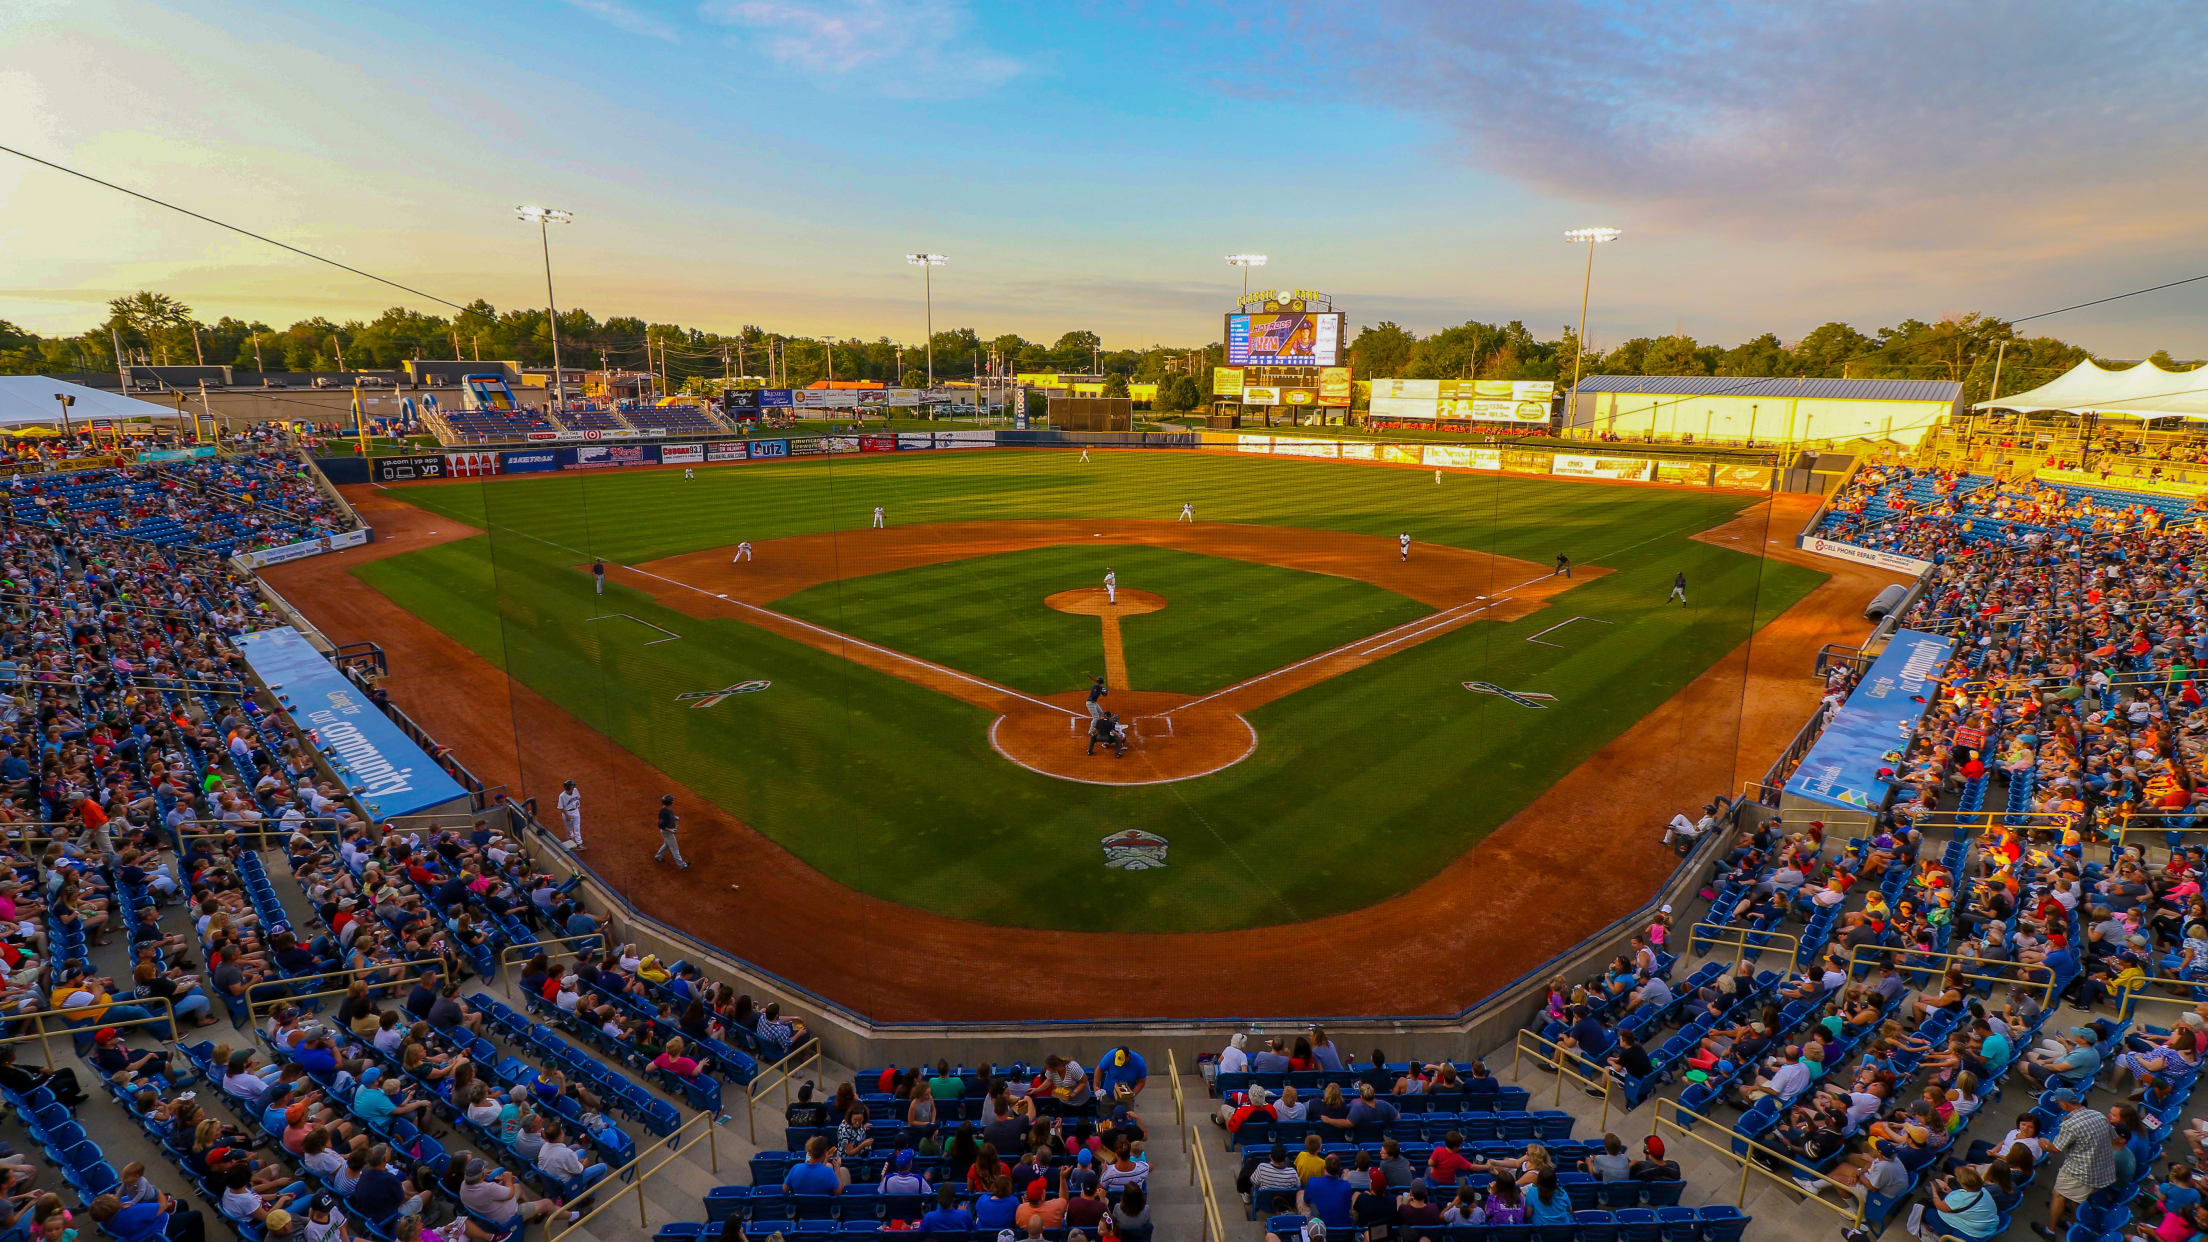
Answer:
[1050,396,1134,432]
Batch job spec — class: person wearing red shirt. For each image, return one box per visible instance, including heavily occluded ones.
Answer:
[1427,1132,1475,1187]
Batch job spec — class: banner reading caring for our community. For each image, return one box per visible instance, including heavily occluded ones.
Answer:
[1782,628,1955,811]
[235,628,469,820]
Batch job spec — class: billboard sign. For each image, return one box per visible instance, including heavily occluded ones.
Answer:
[1551,455,1652,482]
[895,433,936,450]
[570,444,658,470]
[749,439,790,459]
[660,443,705,465]
[1211,367,1245,397]
[758,389,794,408]
[500,449,561,474]
[235,627,469,819]
[794,389,860,409]
[1318,367,1353,403]
[372,454,445,482]
[444,451,501,478]
[858,435,897,453]
[1226,311,1344,366]
[235,527,371,568]
[1801,536,1934,577]
[723,388,760,409]
[1242,385,1281,405]
[706,441,750,462]
[1784,628,1954,810]
[1281,388,1319,406]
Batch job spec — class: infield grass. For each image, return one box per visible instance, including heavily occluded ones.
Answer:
[356,449,1822,932]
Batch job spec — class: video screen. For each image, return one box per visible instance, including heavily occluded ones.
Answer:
[1226,312,1343,366]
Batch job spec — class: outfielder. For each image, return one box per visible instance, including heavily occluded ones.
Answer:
[1178,501,1194,522]
[872,505,886,529]
[1670,571,1688,604]
[1399,532,1411,561]
[683,468,695,480]
[1104,569,1117,605]
[1434,468,1442,485]
[557,779,583,850]
[1080,446,1090,463]
[731,541,753,563]
[591,559,606,595]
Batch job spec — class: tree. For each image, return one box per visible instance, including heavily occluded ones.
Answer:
[1349,322,1417,378]
[1641,334,1708,376]
[901,369,926,389]
[1102,373,1130,398]
[107,291,194,364]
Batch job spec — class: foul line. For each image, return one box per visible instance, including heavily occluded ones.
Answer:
[1525,615,1613,648]
[585,613,682,645]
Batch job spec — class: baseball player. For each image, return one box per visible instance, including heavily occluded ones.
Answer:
[1178,501,1194,522]
[683,467,695,480]
[557,779,583,850]
[1399,532,1411,561]
[731,541,753,563]
[1087,711,1127,758]
[1104,569,1117,605]
[1086,675,1109,719]
[591,559,606,595]
[1554,553,1572,578]
[1434,468,1442,485]
[653,793,687,869]
[1080,446,1090,463]
[1670,571,1688,604]
[872,505,885,529]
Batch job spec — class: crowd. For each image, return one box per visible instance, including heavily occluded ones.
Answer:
[1811,463,2189,562]
[3,450,350,557]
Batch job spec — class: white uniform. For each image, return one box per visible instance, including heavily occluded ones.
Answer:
[1104,571,1117,605]
[557,786,583,849]
[1434,469,1442,484]
[684,468,694,480]
[1178,502,1193,522]
[872,506,885,529]
[1080,447,1090,463]
[732,542,752,563]
[1399,533,1411,560]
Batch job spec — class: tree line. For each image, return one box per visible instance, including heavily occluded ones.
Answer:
[2,292,2193,411]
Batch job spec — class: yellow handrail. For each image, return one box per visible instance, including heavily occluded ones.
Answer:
[744,1044,823,1144]
[547,1107,718,1242]
[1,997,182,1067]
[246,957,447,1006]
[1172,1050,1225,1242]
[2114,975,2208,1022]
[1844,943,2056,1007]
[1689,923,1803,968]
[495,933,608,976]
[1512,1029,1617,1132]
[1652,1097,1864,1229]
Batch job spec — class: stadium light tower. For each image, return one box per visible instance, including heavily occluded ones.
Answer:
[1562,227,1622,430]
[905,253,946,386]
[1225,253,1267,300]
[516,205,574,410]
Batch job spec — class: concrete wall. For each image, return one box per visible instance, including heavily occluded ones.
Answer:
[1569,392,1949,446]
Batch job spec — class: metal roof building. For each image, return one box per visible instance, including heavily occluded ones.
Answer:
[1565,375,1962,446]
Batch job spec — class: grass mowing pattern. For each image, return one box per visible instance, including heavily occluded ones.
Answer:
[357,450,1823,932]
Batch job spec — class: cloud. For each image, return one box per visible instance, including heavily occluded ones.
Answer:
[1319,0,2208,256]
[557,0,677,41]
[699,0,1023,94]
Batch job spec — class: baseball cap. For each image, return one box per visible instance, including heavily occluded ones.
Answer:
[265,1210,291,1232]
[2046,1088,2081,1106]
[310,1194,335,1214]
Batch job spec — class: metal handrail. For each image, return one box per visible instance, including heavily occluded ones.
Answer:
[744,1044,822,1144]
[1689,923,1803,968]
[1844,943,2057,1007]
[547,1107,718,1242]
[495,933,608,976]
[2114,975,2208,1022]
[1172,1049,1224,1242]
[244,957,448,1011]
[1652,1096,1864,1229]
[1513,1028,1618,1131]
[0,997,182,1067]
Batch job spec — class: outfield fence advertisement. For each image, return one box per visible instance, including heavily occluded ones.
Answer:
[235,627,470,820]
[372,454,445,482]
[570,444,659,470]
[1782,627,1955,811]
[234,527,371,568]
[1798,535,1935,576]
[500,449,561,473]
[660,443,705,465]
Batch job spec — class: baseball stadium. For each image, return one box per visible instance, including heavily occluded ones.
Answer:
[6,8,2208,1238]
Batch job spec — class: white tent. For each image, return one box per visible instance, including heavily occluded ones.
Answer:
[1978,358,2208,419]
[0,377,186,426]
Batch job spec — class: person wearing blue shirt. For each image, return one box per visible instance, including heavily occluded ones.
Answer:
[1093,1046,1148,1115]
[782,1136,843,1196]
[918,1184,974,1235]
[973,1185,1020,1230]
[1300,1161,1357,1231]
[1527,1171,1574,1226]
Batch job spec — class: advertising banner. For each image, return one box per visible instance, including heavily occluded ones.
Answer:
[787,438,822,456]
[888,389,921,407]
[500,449,561,474]
[1424,445,1472,469]
[724,389,761,410]
[858,435,897,453]
[1242,386,1282,405]
[1713,464,1773,491]
[758,389,794,408]
[53,454,123,471]
[526,431,562,441]
[1272,438,1339,459]
[1500,449,1550,475]
[139,446,220,462]
[856,390,889,409]
[1800,536,1935,577]
[935,429,995,449]
[1281,388,1320,406]
[444,451,501,478]
[895,433,936,450]
[1551,454,1652,482]
[1338,442,1376,460]
[372,454,445,482]
[1784,628,1955,810]
[1471,448,1503,470]
[1434,379,1554,423]
[1654,460,1708,486]
[1379,444,1423,465]
[659,444,705,465]
[1211,367,1245,397]
[235,627,470,819]
[1319,367,1353,403]
[749,439,791,459]
[1371,378,1441,400]
[794,389,860,409]
[1235,436,1272,454]
[820,436,861,454]
[235,527,371,568]
[1369,395,1439,421]
[1224,311,1345,366]
[570,444,658,470]
[706,441,751,462]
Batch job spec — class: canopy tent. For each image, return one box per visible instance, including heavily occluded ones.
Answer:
[0,377,187,426]
[1978,358,2208,419]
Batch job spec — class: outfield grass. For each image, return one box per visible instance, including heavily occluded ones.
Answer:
[357,449,1822,931]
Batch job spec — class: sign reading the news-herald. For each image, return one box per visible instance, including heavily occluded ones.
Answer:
[234,627,468,819]
[1800,536,1934,577]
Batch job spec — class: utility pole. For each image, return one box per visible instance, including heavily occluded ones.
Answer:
[450,328,461,360]
[331,334,347,373]
[192,325,205,366]
[111,326,128,392]
[516,205,573,409]
[252,331,265,373]
[722,343,731,391]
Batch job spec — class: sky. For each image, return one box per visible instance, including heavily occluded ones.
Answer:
[2,0,2205,356]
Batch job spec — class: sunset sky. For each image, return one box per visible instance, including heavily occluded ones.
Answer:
[3,0,2203,353]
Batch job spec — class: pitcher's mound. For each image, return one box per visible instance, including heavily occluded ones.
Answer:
[989,690,1256,786]
[1045,587,1166,616]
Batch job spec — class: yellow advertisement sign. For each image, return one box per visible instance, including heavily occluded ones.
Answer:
[1281,388,1318,405]
[1319,367,1352,402]
[1243,385,1282,405]
[1212,367,1245,397]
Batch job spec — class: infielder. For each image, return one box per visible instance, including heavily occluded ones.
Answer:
[1178,501,1194,522]
[872,505,886,529]
[1670,571,1688,604]
[731,541,753,563]
[1104,569,1117,605]
[1554,553,1572,578]
[653,793,687,869]
[1399,532,1411,561]
[557,779,583,850]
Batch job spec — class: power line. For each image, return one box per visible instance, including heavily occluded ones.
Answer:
[2013,272,2208,326]
[0,144,472,313]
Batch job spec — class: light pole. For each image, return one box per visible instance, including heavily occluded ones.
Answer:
[905,253,945,386]
[516,205,574,410]
[51,393,74,441]
[1561,227,1622,431]
[1225,253,1267,301]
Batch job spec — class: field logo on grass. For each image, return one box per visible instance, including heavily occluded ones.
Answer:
[1100,829,1169,871]
[674,680,772,709]
[1461,681,1556,709]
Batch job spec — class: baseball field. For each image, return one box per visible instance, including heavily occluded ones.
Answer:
[324,448,1824,939]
